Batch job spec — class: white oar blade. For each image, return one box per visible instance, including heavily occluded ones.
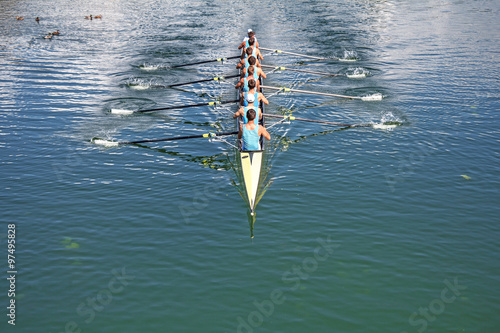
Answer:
[346,73,367,79]
[372,123,398,130]
[92,138,120,147]
[110,109,135,115]
[361,93,383,101]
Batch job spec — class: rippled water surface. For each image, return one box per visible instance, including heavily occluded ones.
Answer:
[1,0,499,332]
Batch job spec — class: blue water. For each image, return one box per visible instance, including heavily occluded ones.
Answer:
[1,0,499,332]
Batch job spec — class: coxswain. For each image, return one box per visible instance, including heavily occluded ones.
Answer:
[238,29,259,50]
[240,79,268,107]
[238,109,270,151]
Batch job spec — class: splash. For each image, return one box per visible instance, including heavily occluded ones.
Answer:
[126,78,166,90]
[372,111,402,130]
[339,50,359,62]
[361,93,383,101]
[346,67,369,78]
[139,63,169,71]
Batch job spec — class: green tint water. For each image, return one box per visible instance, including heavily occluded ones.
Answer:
[0,0,499,332]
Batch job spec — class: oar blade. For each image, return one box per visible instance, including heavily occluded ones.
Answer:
[91,138,120,147]
[361,93,384,101]
[110,109,135,115]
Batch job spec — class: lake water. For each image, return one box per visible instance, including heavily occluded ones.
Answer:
[1,0,499,332]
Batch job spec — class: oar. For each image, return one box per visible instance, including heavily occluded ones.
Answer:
[168,74,240,88]
[260,47,328,60]
[264,114,359,127]
[261,65,344,77]
[263,114,399,128]
[261,65,366,78]
[110,99,239,115]
[261,85,383,101]
[92,131,239,147]
[171,56,241,68]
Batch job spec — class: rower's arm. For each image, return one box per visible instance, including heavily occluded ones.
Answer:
[259,93,269,105]
[236,59,244,69]
[238,41,245,50]
[259,69,267,79]
[259,126,271,141]
[235,78,243,89]
[238,123,243,139]
[233,108,243,119]
[258,50,264,61]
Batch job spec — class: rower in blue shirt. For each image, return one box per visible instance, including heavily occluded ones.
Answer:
[233,104,262,125]
[235,66,261,91]
[239,79,268,108]
[238,109,270,151]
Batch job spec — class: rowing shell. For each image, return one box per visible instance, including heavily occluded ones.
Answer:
[236,63,266,215]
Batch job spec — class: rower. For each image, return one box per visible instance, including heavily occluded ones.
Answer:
[238,56,265,80]
[238,29,259,50]
[238,109,270,151]
[236,51,261,70]
[233,105,263,124]
[235,65,263,91]
[241,38,263,61]
[240,79,269,107]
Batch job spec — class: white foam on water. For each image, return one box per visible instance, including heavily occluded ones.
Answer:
[347,67,369,78]
[139,63,168,71]
[140,64,160,71]
[339,50,359,62]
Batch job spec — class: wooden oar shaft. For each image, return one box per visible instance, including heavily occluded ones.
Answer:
[119,131,238,145]
[261,65,343,77]
[260,47,326,60]
[134,99,238,113]
[261,85,362,100]
[265,114,354,127]
[171,55,241,68]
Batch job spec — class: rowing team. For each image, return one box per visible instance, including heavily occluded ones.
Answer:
[234,29,270,151]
